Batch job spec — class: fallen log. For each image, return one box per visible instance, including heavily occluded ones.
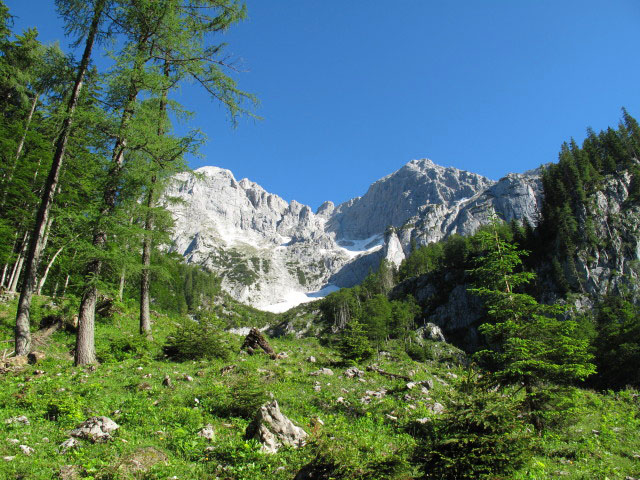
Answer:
[366,364,412,382]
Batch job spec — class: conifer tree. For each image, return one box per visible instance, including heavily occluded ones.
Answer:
[469,215,595,430]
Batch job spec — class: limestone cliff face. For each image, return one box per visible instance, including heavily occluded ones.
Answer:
[390,169,640,346]
[327,159,494,240]
[163,160,544,311]
[572,172,640,299]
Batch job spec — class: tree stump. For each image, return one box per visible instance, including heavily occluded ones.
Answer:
[241,328,276,357]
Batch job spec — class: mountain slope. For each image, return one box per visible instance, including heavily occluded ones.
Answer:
[162,160,542,311]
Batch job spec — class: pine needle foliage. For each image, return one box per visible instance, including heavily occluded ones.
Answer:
[415,372,532,480]
[469,215,595,428]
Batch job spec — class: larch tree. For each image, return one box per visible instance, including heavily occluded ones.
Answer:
[74,0,256,364]
[14,0,108,356]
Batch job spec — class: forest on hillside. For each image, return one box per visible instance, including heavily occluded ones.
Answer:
[0,0,256,364]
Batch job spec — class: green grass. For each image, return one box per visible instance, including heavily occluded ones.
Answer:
[0,297,638,479]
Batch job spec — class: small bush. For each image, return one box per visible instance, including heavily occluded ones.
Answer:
[98,335,152,363]
[406,340,467,365]
[163,316,232,361]
[228,376,269,418]
[406,343,433,362]
[414,372,532,479]
[200,375,269,419]
[45,396,85,425]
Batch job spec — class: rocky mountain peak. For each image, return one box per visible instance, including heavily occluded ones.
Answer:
[164,158,542,311]
[327,158,495,240]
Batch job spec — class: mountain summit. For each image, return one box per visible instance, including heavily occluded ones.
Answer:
[162,159,542,311]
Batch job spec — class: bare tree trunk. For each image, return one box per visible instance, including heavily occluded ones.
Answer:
[0,93,39,207]
[15,0,105,356]
[1,232,19,287]
[39,215,54,264]
[8,254,25,293]
[117,215,134,302]
[0,262,8,287]
[118,266,126,302]
[139,60,169,339]
[37,243,65,295]
[61,274,70,298]
[15,94,39,161]
[139,183,154,338]
[75,74,140,365]
[7,231,29,292]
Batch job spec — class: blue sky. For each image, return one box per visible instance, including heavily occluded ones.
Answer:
[6,1,640,210]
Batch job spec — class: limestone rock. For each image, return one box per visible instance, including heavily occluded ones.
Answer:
[406,379,434,391]
[415,323,446,343]
[244,400,308,453]
[309,368,334,376]
[5,416,29,425]
[59,438,80,453]
[19,445,34,455]
[197,424,215,441]
[70,416,119,443]
[343,367,364,378]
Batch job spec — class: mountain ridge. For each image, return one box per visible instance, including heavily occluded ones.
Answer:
[162,159,542,311]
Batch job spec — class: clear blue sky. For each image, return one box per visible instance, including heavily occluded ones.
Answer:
[6,1,640,210]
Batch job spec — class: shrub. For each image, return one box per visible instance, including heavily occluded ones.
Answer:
[200,375,269,419]
[228,376,269,418]
[163,316,232,361]
[414,372,532,480]
[98,334,152,363]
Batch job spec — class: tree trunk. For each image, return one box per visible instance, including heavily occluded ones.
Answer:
[76,43,146,365]
[39,214,55,264]
[15,93,39,162]
[1,231,19,287]
[75,103,136,365]
[7,231,28,292]
[61,273,70,298]
[139,190,153,337]
[0,262,8,288]
[37,243,65,295]
[0,93,39,207]
[8,254,24,293]
[118,266,126,302]
[76,281,98,364]
[15,0,105,356]
[139,60,169,339]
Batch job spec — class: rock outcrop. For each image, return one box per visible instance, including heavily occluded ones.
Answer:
[244,400,308,453]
